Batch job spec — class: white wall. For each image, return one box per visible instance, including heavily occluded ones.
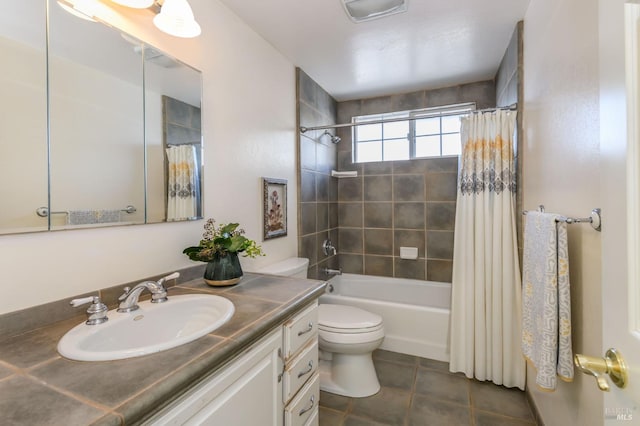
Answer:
[0,0,298,315]
[523,0,603,424]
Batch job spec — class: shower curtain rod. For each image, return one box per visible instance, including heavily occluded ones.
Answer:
[299,103,518,133]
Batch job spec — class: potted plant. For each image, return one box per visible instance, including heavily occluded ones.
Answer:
[183,219,264,286]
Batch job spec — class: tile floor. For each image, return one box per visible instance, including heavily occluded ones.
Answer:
[319,350,538,426]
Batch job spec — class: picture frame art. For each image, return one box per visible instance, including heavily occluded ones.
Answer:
[262,178,287,240]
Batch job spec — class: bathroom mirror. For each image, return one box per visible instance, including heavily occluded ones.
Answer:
[0,1,48,233]
[0,1,203,234]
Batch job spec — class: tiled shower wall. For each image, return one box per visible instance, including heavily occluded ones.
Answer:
[296,69,340,279]
[334,81,496,282]
[495,22,524,257]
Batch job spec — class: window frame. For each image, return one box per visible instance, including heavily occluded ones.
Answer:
[352,102,476,163]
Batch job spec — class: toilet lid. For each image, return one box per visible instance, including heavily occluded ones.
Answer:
[318,304,382,330]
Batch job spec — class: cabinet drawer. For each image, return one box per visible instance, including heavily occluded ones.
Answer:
[284,373,319,426]
[283,302,318,360]
[283,340,318,403]
[303,407,318,426]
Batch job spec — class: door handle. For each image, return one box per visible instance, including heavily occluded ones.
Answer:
[574,348,628,391]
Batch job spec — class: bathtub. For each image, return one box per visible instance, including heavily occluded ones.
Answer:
[319,273,451,362]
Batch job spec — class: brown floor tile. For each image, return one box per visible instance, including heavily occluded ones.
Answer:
[418,357,450,373]
[373,349,417,366]
[414,368,470,405]
[343,415,390,426]
[474,409,538,426]
[408,393,471,426]
[350,386,410,425]
[470,380,534,420]
[374,359,416,391]
[320,407,345,426]
[320,390,352,411]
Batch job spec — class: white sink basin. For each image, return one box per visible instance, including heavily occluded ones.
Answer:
[58,294,234,361]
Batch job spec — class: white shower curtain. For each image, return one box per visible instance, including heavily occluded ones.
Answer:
[448,110,525,390]
[166,144,198,221]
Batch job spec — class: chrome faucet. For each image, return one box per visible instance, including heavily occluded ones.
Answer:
[117,272,179,313]
[322,267,342,276]
[322,239,337,256]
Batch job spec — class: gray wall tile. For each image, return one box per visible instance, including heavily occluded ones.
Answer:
[300,171,316,202]
[426,173,457,201]
[394,175,426,202]
[340,253,364,274]
[394,203,425,229]
[394,258,426,280]
[364,229,393,255]
[317,173,330,202]
[364,175,393,201]
[364,202,393,228]
[364,256,394,277]
[338,177,363,201]
[363,161,393,175]
[300,203,317,235]
[394,230,426,258]
[317,203,329,232]
[427,260,453,283]
[339,228,363,253]
[300,234,318,266]
[427,230,454,259]
[426,202,456,230]
[339,203,363,228]
[300,136,317,171]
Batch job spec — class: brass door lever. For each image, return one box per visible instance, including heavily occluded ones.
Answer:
[574,348,628,391]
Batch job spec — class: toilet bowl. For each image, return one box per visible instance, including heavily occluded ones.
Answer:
[318,304,384,398]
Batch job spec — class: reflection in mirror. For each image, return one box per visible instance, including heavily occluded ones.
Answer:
[48,2,146,229]
[0,1,203,235]
[143,48,203,223]
[0,2,48,233]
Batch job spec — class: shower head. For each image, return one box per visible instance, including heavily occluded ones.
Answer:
[323,130,341,144]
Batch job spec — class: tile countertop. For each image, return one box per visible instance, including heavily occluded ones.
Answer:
[0,273,326,426]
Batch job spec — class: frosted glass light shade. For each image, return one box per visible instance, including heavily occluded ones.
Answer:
[342,0,407,22]
[57,0,97,22]
[110,0,155,8]
[153,0,201,38]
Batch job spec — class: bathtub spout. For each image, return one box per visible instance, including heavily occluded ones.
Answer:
[323,268,342,276]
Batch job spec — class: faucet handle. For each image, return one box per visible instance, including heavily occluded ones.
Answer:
[70,295,108,325]
[118,286,131,302]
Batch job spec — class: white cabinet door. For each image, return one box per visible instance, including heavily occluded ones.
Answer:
[148,329,283,426]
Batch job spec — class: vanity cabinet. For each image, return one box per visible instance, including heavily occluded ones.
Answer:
[148,329,284,426]
[282,302,320,426]
[147,301,319,426]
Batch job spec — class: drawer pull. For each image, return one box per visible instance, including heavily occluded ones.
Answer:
[298,395,315,416]
[297,360,314,378]
[297,322,314,336]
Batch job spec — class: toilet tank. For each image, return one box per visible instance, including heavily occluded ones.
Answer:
[257,257,309,278]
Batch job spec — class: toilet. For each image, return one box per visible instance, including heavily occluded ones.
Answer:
[257,257,384,398]
[317,304,384,398]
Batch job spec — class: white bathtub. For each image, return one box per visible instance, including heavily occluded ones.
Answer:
[319,273,451,362]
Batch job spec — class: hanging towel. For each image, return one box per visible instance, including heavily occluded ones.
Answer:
[521,211,573,391]
[67,209,121,225]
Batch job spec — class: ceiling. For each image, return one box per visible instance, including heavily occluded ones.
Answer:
[218,0,530,101]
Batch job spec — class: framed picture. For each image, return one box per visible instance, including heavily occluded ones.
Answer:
[263,178,287,240]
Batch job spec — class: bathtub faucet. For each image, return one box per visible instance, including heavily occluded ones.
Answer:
[322,267,342,276]
[322,239,337,256]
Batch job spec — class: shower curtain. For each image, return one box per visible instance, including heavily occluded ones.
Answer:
[166,144,199,221]
[448,110,525,390]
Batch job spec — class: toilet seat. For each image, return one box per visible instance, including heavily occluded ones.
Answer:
[318,304,382,331]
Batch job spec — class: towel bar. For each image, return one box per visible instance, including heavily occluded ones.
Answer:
[522,205,602,232]
[36,205,137,218]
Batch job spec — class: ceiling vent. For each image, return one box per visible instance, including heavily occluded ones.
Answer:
[341,0,408,23]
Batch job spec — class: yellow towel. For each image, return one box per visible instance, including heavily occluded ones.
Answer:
[521,211,573,390]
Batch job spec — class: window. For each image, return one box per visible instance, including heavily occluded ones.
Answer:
[352,103,475,163]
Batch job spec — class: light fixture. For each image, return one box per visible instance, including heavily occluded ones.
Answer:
[109,0,154,8]
[57,0,98,22]
[153,0,201,38]
[341,0,408,23]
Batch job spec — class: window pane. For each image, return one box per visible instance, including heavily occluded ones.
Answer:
[384,120,409,139]
[357,141,382,162]
[384,138,410,161]
[442,114,462,133]
[415,135,441,157]
[356,123,382,141]
[415,117,440,135]
[442,133,462,156]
